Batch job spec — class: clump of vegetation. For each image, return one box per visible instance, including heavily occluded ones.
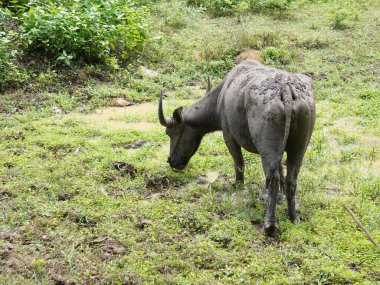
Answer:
[19,0,148,63]
[262,46,291,64]
[155,0,203,30]
[0,10,27,91]
[0,0,150,91]
[329,0,366,30]
[331,7,351,29]
[296,35,330,49]
[187,0,295,17]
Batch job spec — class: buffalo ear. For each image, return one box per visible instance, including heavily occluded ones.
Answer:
[173,107,183,123]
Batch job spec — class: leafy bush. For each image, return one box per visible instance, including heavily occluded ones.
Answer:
[331,7,350,29]
[187,0,295,17]
[0,10,27,91]
[257,0,294,14]
[296,35,329,49]
[19,0,148,63]
[155,0,203,30]
[262,46,290,64]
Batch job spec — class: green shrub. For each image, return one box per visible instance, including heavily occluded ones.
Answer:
[262,46,290,64]
[331,7,350,29]
[156,0,203,30]
[207,0,240,17]
[255,0,294,14]
[20,0,148,63]
[0,10,28,91]
[296,35,329,49]
[187,0,295,17]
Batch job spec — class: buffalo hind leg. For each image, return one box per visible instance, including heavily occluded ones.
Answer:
[261,156,281,236]
[278,163,285,204]
[285,152,304,222]
[286,132,311,222]
[285,116,313,222]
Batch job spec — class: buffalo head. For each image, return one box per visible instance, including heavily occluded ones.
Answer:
[159,78,211,170]
[158,91,204,170]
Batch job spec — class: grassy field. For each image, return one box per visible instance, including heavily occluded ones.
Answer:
[1,1,379,284]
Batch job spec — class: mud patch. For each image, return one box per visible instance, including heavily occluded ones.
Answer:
[123,139,147,149]
[0,190,16,198]
[7,148,25,156]
[206,171,220,183]
[112,161,137,178]
[145,175,171,191]
[68,103,159,131]
[196,171,226,185]
[196,174,208,185]
[136,219,152,230]
[0,227,27,244]
[50,274,75,285]
[251,220,263,234]
[57,191,78,201]
[0,242,19,270]
[89,237,127,261]
[64,211,97,228]
[144,173,187,195]
[0,131,25,141]
[211,237,233,248]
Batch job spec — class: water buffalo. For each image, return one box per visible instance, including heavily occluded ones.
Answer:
[158,60,316,236]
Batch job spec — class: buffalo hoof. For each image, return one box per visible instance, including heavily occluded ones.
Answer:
[263,223,279,237]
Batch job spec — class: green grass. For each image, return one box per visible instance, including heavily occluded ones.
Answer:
[1,1,379,284]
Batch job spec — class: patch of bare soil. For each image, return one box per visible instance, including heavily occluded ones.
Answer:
[196,174,208,185]
[235,49,262,63]
[144,172,188,193]
[211,237,233,249]
[0,131,25,141]
[57,191,78,201]
[112,161,137,178]
[123,139,147,149]
[0,227,27,243]
[136,219,152,230]
[63,211,97,228]
[251,220,263,234]
[50,273,76,285]
[145,175,171,191]
[68,103,159,131]
[47,261,75,285]
[89,237,127,261]
[0,190,16,198]
[196,171,228,185]
[0,242,19,271]
[103,161,138,182]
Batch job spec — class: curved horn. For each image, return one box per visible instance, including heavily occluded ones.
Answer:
[158,91,174,127]
[206,76,211,94]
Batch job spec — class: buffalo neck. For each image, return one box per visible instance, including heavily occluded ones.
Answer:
[184,80,224,133]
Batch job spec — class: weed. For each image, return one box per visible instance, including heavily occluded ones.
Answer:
[20,0,148,63]
[262,46,291,64]
[332,7,351,29]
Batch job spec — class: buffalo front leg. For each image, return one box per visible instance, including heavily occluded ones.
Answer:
[223,133,244,184]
